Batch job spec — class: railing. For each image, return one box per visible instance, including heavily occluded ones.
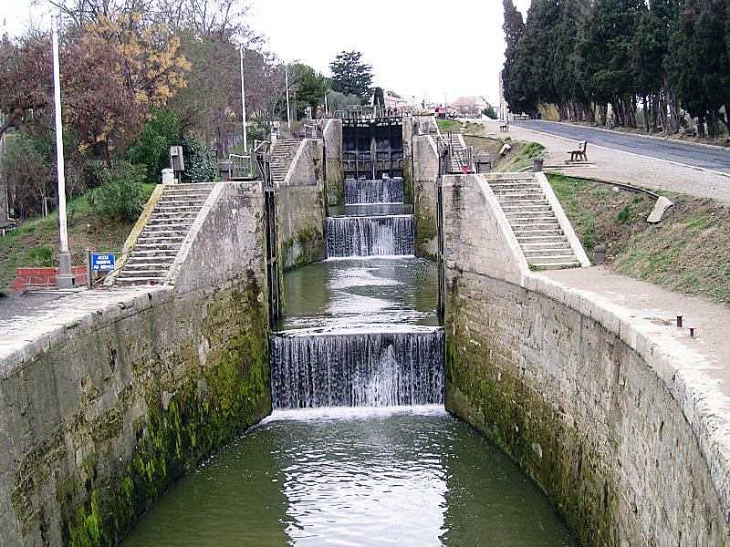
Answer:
[254,140,272,188]
[437,133,475,174]
[228,153,254,180]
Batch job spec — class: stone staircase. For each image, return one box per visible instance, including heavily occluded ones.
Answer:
[488,175,582,270]
[270,139,302,184]
[439,134,471,173]
[115,184,214,285]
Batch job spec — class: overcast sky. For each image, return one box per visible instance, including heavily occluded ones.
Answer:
[2,0,532,105]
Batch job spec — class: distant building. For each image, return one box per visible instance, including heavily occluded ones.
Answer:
[383,91,409,111]
[451,95,491,117]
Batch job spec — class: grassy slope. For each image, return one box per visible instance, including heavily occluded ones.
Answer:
[549,175,730,305]
[0,184,154,290]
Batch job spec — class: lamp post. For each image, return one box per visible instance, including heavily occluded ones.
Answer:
[52,15,73,289]
[285,64,291,130]
[239,45,248,152]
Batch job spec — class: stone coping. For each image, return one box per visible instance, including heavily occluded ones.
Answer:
[525,269,730,523]
[0,287,166,378]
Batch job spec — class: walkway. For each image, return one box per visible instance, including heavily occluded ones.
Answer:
[479,120,730,204]
[543,266,730,393]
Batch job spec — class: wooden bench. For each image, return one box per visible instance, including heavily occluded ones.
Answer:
[569,140,588,162]
[499,121,510,133]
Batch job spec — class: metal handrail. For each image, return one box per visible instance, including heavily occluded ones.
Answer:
[228,153,254,180]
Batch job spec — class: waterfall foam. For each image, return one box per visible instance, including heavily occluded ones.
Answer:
[326,215,414,257]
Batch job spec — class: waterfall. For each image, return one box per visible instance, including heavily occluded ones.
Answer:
[345,178,404,204]
[326,215,414,257]
[271,327,444,409]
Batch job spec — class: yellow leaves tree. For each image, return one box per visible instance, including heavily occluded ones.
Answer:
[62,11,190,160]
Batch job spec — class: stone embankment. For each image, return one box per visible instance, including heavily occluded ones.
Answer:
[439,171,730,546]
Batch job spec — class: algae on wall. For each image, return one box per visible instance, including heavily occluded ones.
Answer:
[7,272,272,547]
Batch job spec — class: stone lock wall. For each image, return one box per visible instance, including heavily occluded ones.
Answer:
[275,139,327,272]
[0,183,272,546]
[323,118,343,206]
[412,135,440,260]
[442,174,730,546]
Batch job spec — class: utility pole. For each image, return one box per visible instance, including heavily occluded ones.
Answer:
[285,64,291,130]
[239,45,248,152]
[52,15,73,289]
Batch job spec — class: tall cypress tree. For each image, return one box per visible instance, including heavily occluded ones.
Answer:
[502,0,527,113]
[580,0,646,126]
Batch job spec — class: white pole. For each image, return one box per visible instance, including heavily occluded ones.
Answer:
[324,93,328,116]
[240,46,248,153]
[285,64,291,130]
[52,15,73,288]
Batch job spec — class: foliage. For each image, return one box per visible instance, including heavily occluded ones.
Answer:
[325,90,362,112]
[88,162,148,221]
[181,137,218,183]
[502,0,730,138]
[290,63,328,115]
[483,105,498,119]
[329,50,373,101]
[373,87,385,107]
[0,132,54,218]
[0,32,51,141]
[61,11,190,157]
[127,109,183,180]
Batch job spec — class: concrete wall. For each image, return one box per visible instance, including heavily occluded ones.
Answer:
[0,183,272,546]
[276,139,326,271]
[412,135,439,260]
[323,119,343,206]
[169,182,264,292]
[443,174,730,546]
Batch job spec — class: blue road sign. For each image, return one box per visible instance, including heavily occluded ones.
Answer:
[91,253,116,272]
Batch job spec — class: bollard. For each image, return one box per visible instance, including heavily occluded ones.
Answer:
[533,158,544,172]
[676,315,683,328]
[689,327,696,338]
[593,244,607,265]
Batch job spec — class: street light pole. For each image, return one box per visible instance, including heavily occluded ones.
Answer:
[285,64,291,130]
[52,15,73,289]
[239,45,248,153]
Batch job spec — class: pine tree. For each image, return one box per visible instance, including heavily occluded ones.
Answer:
[329,51,373,102]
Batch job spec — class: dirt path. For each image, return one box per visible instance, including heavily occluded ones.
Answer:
[479,119,730,204]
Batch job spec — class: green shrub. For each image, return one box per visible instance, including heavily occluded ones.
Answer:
[482,105,498,119]
[128,109,182,181]
[617,205,630,224]
[181,137,218,183]
[28,246,53,266]
[89,162,148,222]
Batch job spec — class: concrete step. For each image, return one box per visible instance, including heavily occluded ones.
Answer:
[116,276,167,285]
[505,211,556,219]
[156,199,206,207]
[149,213,199,222]
[119,268,170,277]
[512,227,564,237]
[498,198,548,206]
[129,249,179,257]
[530,261,581,271]
[142,223,192,232]
[146,218,196,228]
[521,241,571,250]
[125,256,176,265]
[502,204,552,212]
[527,253,578,262]
[523,247,575,257]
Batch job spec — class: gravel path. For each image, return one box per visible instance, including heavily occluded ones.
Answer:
[480,120,730,203]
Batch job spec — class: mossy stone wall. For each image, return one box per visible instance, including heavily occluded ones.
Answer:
[445,268,728,547]
[2,273,271,546]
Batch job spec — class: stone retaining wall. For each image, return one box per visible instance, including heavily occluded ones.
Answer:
[276,139,326,271]
[412,135,439,260]
[443,174,730,546]
[0,183,272,546]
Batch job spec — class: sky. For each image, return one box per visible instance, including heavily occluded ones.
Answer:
[2,0,532,105]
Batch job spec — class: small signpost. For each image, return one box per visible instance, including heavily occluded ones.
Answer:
[86,250,116,288]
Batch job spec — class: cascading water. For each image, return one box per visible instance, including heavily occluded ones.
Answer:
[345,177,404,204]
[326,215,414,257]
[271,327,444,409]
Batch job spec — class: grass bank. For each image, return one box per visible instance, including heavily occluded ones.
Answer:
[0,184,154,290]
[549,174,730,305]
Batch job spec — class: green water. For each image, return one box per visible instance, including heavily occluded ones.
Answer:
[123,407,576,546]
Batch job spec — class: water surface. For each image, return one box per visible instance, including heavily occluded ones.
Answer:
[123,407,576,547]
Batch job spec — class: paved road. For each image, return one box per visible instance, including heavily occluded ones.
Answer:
[513,120,730,173]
